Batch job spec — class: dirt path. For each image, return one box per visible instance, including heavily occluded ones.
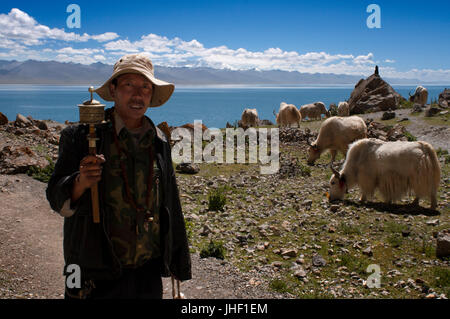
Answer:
[0,174,289,299]
[360,108,450,152]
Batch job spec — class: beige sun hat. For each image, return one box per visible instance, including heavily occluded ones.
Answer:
[95,53,174,107]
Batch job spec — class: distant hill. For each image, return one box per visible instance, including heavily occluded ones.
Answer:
[0,59,425,86]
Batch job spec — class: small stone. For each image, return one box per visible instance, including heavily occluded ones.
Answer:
[330,205,339,212]
[436,231,450,259]
[296,258,305,265]
[426,219,439,226]
[362,247,373,257]
[294,268,307,279]
[312,254,327,267]
[281,248,298,258]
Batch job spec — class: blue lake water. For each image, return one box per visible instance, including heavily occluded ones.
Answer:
[0,84,448,128]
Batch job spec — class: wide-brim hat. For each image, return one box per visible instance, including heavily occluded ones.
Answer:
[95,53,174,107]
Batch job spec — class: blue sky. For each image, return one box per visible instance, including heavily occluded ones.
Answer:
[0,0,449,81]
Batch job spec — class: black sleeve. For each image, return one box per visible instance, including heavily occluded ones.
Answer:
[165,142,192,281]
[46,126,84,213]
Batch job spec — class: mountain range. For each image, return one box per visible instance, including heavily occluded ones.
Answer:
[0,59,426,86]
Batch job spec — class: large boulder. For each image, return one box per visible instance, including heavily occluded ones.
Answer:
[14,113,33,128]
[0,112,8,125]
[348,68,404,114]
[438,88,450,108]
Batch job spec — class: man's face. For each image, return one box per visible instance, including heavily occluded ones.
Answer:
[109,73,153,125]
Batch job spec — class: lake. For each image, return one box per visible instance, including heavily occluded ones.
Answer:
[0,84,448,128]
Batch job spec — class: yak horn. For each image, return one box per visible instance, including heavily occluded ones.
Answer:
[330,164,340,178]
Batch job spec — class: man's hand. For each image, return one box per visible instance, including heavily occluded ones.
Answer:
[71,154,106,203]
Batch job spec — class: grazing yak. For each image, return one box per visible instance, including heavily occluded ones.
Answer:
[337,102,350,117]
[300,102,330,121]
[307,116,367,165]
[241,108,259,128]
[409,86,428,105]
[328,138,440,210]
[274,102,302,127]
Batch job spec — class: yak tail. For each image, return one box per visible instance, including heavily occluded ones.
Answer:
[418,141,441,198]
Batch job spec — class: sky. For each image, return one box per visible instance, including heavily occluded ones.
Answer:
[0,0,449,82]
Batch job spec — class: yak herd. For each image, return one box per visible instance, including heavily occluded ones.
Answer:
[239,85,441,210]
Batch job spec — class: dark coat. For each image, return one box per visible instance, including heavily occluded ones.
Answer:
[46,108,191,282]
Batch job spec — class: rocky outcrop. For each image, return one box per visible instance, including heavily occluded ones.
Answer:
[438,88,450,108]
[365,119,411,142]
[348,67,405,114]
[0,145,49,174]
[0,112,8,125]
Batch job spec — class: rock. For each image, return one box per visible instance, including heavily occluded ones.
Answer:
[330,205,340,213]
[381,111,396,121]
[438,88,450,108]
[425,106,440,117]
[0,112,8,125]
[271,261,283,268]
[436,230,450,259]
[410,104,423,113]
[362,247,373,257]
[426,219,439,226]
[281,248,298,258]
[200,225,212,236]
[302,199,313,207]
[312,254,327,267]
[35,120,48,131]
[176,163,200,174]
[0,145,49,174]
[348,71,404,114]
[258,119,274,126]
[294,268,307,278]
[15,114,33,128]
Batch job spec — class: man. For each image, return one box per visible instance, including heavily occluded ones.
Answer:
[46,53,191,299]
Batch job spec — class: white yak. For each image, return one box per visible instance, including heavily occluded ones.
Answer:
[328,138,441,210]
[307,116,367,165]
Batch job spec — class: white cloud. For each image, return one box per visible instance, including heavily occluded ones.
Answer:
[0,8,119,48]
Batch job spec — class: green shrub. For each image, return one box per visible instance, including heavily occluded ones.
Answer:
[339,222,362,235]
[269,279,289,293]
[208,186,227,211]
[200,240,226,260]
[436,148,449,157]
[399,100,414,109]
[387,233,403,248]
[27,157,55,183]
[433,267,450,296]
[298,163,312,177]
[404,130,417,142]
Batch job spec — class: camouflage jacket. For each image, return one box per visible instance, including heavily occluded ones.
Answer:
[46,108,191,282]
